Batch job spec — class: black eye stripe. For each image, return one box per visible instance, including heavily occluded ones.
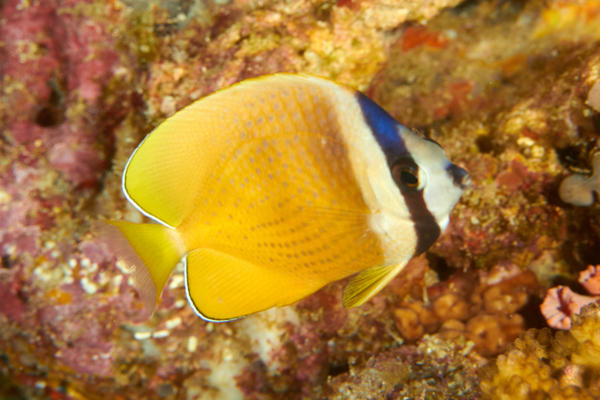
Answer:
[389,157,440,255]
[356,91,441,256]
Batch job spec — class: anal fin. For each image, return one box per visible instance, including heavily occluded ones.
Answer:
[185,248,326,321]
[342,261,409,308]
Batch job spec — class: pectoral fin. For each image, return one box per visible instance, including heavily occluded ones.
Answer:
[342,261,409,308]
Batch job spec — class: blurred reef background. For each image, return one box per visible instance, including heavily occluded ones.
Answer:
[2,0,600,398]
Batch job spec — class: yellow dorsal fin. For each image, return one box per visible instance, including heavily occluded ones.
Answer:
[342,261,409,308]
[123,73,345,228]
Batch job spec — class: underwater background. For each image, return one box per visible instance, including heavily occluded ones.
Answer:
[1,0,600,398]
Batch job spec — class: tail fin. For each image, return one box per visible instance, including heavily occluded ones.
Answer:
[92,220,186,316]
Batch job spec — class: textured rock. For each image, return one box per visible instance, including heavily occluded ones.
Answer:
[480,304,600,400]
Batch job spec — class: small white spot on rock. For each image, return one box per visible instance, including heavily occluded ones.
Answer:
[517,136,535,147]
[165,316,182,330]
[187,336,199,352]
[222,347,234,361]
[113,274,123,287]
[98,272,110,286]
[81,277,98,295]
[153,330,170,339]
[134,331,152,340]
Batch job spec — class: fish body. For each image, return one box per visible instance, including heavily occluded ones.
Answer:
[95,73,470,321]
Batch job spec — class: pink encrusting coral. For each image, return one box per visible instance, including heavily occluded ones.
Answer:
[579,265,600,295]
[541,265,600,330]
[541,286,599,330]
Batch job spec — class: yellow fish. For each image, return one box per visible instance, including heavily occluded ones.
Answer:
[95,73,470,321]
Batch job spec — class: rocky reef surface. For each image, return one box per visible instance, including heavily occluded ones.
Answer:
[1,0,600,399]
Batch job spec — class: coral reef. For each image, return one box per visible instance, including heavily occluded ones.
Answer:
[327,334,485,399]
[372,0,600,272]
[541,265,600,329]
[1,0,600,398]
[392,263,538,357]
[480,303,600,400]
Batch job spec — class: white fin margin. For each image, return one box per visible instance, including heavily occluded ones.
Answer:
[183,253,243,323]
[121,133,176,229]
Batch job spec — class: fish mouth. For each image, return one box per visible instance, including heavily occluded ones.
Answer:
[460,173,472,190]
[446,164,471,191]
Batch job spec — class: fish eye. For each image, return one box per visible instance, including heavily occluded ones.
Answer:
[391,161,420,190]
[400,170,419,187]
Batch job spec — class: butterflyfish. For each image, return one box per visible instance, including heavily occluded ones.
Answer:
[94,73,470,322]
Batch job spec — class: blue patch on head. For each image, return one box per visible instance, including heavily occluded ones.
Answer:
[356,91,407,165]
